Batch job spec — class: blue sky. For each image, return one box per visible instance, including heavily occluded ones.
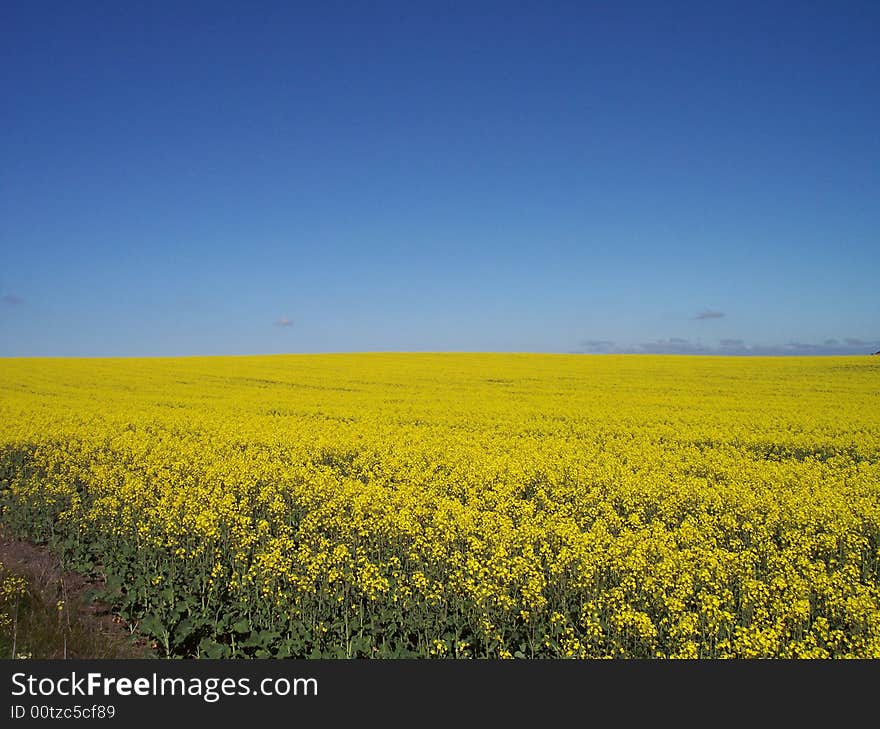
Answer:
[1,1,878,356]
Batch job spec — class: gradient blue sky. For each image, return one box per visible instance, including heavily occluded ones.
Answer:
[2,1,878,356]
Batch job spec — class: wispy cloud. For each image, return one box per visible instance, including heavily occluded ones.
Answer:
[636,338,704,354]
[693,310,724,320]
[579,339,615,352]
[274,317,294,327]
[760,340,878,355]
[598,338,880,356]
[1,294,23,306]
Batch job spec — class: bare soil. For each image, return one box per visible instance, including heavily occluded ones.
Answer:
[0,528,156,659]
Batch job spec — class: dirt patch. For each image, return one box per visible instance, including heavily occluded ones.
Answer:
[0,528,156,659]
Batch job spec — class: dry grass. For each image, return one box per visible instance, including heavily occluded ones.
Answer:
[0,530,155,659]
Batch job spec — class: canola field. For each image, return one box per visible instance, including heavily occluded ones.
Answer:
[1,353,879,658]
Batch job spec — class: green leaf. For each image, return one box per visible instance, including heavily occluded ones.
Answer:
[232,619,252,634]
[138,614,165,638]
[198,638,230,659]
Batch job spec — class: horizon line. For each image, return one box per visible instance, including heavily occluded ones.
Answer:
[1,351,878,360]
